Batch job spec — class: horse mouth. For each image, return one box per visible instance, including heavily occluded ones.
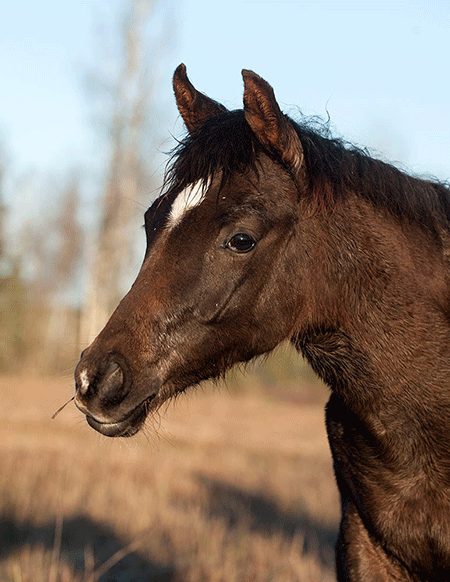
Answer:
[85,396,155,437]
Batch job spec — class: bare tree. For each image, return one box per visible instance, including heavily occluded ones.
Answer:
[82,0,166,343]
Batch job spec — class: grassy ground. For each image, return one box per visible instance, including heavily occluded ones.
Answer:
[0,367,339,582]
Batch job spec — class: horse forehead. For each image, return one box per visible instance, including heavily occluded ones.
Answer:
[168,180,208,228]
[163,161,293,232]
[166,176,253,228]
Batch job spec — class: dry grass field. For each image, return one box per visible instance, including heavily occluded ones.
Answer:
[0,368,339,582]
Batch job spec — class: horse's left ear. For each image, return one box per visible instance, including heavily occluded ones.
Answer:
[242,70,304,182]
[173,64,227,134]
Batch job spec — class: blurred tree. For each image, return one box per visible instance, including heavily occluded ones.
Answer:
[0,0,174,373]
[81,0,171,343]
[0,145,29,371]
[0,261,27,370]
[0,146,5,262]
[52,179,83,293]
[14,175,83,372]
[22,176,82,297]
[41,177,83,371]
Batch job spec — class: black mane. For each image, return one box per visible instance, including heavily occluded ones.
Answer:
[164,109,450,235]
[164,110,261,194]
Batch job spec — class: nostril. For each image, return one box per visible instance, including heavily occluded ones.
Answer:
[75,358,126,411]
[102,361,124,393]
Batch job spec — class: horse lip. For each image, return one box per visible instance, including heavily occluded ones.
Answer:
[85,396,155,437]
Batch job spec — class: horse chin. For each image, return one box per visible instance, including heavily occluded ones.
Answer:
[85,396,155,438]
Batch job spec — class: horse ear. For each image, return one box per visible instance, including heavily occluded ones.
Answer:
[173,64,227,134]
[242,70,304,180]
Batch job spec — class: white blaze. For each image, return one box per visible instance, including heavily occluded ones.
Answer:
[169,180,207,228]
[79,369,89,394]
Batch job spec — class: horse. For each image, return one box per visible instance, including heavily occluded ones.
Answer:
[74,63,450,581]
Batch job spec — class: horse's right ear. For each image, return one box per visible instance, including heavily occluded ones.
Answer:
[173,64,227,134]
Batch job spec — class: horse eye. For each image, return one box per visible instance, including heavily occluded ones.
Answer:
[226,233,257,253]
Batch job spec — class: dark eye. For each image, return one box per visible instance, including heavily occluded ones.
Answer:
[226,233,257,254]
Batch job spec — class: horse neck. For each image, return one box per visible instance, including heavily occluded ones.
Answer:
[295,196,450,421]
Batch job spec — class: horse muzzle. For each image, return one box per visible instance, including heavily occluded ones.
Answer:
[74,354,156,437]
[84,399,150,437]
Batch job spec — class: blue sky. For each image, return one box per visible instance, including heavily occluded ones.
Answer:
[1,0,449,223]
